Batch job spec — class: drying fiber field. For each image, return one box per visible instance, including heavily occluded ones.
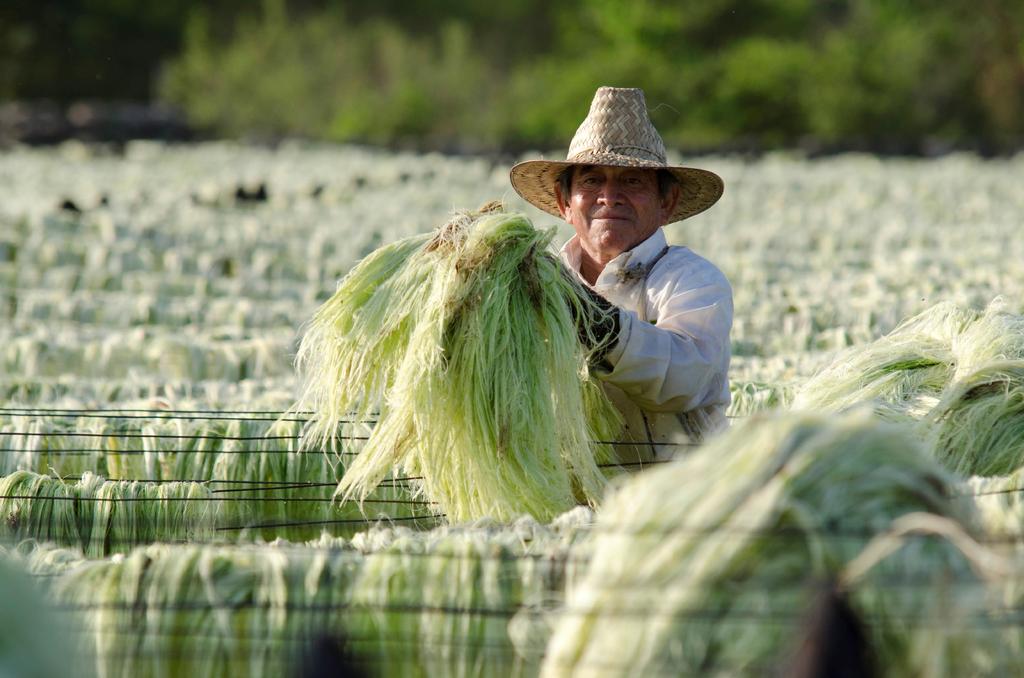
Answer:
[3,141,1024,676]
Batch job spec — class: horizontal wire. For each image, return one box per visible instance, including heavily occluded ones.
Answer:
[2,413,316,423]
[1,406,748,419]
[7,520,1024,547]
[964,487,1024,498]
[0,447,362,455]
[0,430,698,449]
[0,494,435,505]
[48,599,1024,629]
[33,635,818,678]
[30,544,1009,586]
[0,411,378,424]
[1,470,1014,499]
[51,476,350,486]
[0,411,319,417]
[209,482,348,493]
[29,570,1012,603]
[1,431,342,440]
[215,515,445,531]
[38,476,386,487]
[57,624,535,655]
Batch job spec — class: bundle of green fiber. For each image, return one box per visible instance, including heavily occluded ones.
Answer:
[928,361,1024,476]
[0,412,338,483]
[51,513,594,678]
[728,379,795,416]
[346,510,596,675]
[950,299,1024,378]
[101,416,315,482]
[0,539,87,581]
[296,203,622,522]
[0,470,217,556]
[0,413,429,540]
[790,300,1024,478]
[790,302,971,419]
[964,469,1024,537]
[200,417,430,542]
[0,555,71,678]
[541,412,999,678]
[53,542,363,678]
[0,415,109,477]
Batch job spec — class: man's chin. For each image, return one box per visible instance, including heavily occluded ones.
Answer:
[593,233,633,257]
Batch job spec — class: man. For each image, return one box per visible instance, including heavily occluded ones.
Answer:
[510,86,732,458]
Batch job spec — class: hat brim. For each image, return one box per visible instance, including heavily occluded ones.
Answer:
[509,157,724,224]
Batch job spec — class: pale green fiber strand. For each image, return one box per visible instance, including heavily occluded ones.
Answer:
[950,299,1024,379]
[296,205,621,522]
[927,361,1024,476]
[0,470,218,556]
[294,231,435,447]
[0,413,426,541]
[790,300,1024,477]
[790,301,970,418]
[50,510,593,677]
[541,412,1001,678]
[0,539,88,580]
[347,513,594,676]
[963,469,1024,537]
[728,379,795,416]
[53,542,361,678]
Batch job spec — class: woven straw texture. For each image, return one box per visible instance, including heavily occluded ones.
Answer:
[510,87,723,224]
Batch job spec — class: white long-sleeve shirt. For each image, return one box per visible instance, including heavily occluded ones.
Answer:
[559,228,733,460]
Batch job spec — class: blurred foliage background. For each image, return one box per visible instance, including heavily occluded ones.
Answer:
[2,0,1022,152]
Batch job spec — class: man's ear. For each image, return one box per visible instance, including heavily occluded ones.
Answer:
[661,182,681,221]
[555,184,570,219]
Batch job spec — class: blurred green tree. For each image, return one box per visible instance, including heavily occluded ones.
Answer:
[2,0,1021,151]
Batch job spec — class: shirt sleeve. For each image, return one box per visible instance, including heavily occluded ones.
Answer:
[598,267,733,413]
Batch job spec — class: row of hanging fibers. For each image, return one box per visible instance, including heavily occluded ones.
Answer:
[0,409,438,546]
[43,509,596,678]
[0,471,216,556]
[0,466,439,550]
[295,203,624,523]
[792,299,1024,477]
[0,376,299,407]
[2,327,294,381]
[539,411,1018,677]
[12,412,1024,677]
[6,150,1024,678]
[0,410,335,479]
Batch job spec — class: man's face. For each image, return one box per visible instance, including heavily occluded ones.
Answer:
[556,165,678,265]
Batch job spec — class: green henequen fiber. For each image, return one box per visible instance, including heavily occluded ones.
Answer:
[540,412,1004,677]
[295,204,622,522]
[792,299,1024,476]
[50,511,594,677]
[790,301,971,419]
[927,361,1024,476]
[0,470,217,556]
[0,413,428,541]
[964,468,1024,538]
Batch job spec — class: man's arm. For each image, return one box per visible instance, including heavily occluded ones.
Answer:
[598,274,733,413]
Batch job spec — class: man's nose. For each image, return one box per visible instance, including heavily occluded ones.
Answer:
[597,179,625,204]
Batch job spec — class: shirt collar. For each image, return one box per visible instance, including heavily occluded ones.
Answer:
[559,229,668,285]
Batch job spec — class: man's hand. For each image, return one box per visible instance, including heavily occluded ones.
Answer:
[563,270,621,365]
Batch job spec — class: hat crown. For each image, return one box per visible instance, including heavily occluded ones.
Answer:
[566,87,667,165]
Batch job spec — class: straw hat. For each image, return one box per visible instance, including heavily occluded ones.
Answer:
[510,87,723,224]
